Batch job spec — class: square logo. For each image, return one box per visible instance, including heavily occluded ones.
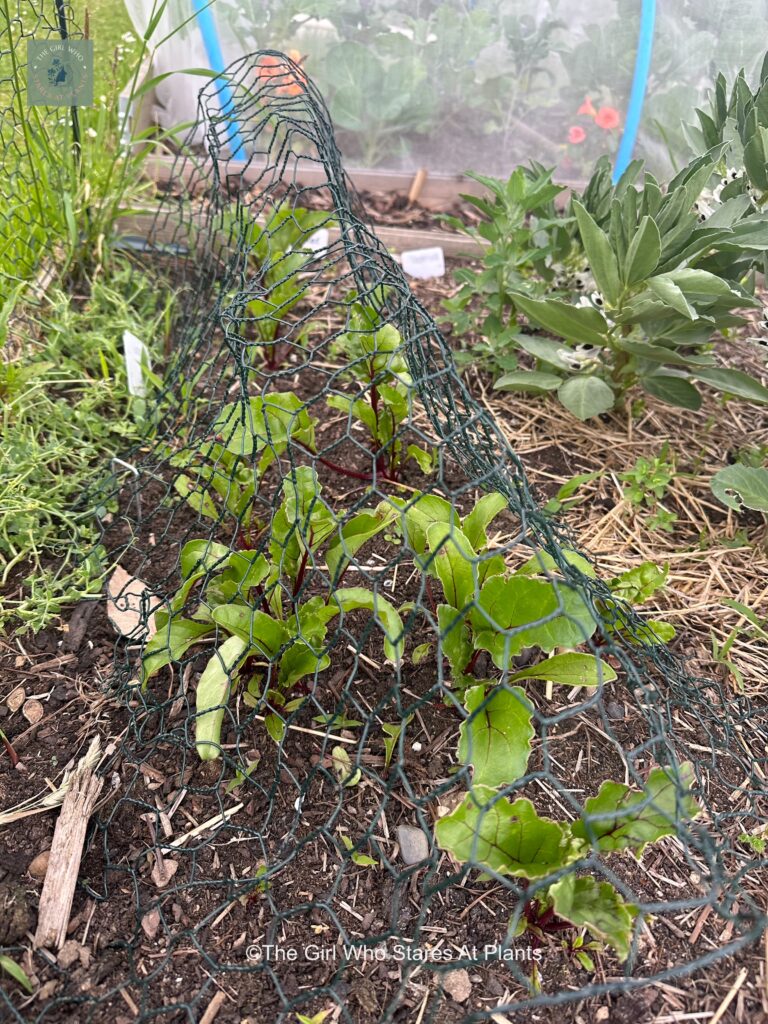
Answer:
[27,40,94,106]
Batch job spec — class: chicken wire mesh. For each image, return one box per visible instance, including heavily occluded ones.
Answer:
[3,49,768,1023]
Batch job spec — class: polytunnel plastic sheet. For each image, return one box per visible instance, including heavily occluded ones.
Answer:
[124,0,768,177]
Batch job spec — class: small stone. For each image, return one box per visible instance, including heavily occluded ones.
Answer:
[150,857,179,889]
[141,908,161,940]
[443,967,472,1003]
[396,824,429,865]
[57,939,83,969]
[28,850,51,880]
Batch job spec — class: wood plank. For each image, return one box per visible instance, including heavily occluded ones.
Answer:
[117,211,488,258]
[33,747,104,949]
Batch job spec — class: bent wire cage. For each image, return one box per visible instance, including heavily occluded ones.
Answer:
[3,49,767,1024]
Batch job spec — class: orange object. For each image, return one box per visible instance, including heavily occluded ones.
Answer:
[568,125,587,144]
[595,106,620,130]
[577,96,596,117]
[255,51,306,97]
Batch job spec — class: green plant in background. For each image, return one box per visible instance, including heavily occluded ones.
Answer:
[0,0,217,289]
[0,263,170,631]
[619,444,679,533]
[328,299,435,479]
[441,165,570,370]
[318,33,439,166]
[497,154,768,419]
[393,491,612,693]
[436,678,700,962]
[142,466,402,758]
[233,204,331,370]
[688,55,768,211]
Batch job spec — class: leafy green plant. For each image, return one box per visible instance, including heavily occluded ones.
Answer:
[436,682,700,961]
[495,154,768,419]
[142,466,403,758]
[393,491,612,694]
[328,299,435,480]
[170,392,318,543]
[441,165,570,369]
[0,264,170,632]
[687,55,768,208]
[233,204,331,370]
[619,444,678,533]
[0,954,34,994]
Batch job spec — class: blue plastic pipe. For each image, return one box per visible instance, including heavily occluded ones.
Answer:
[192,0,246,160]
[612,0,656,182]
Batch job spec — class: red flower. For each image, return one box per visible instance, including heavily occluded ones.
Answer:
[577,96,596,117]
[568,125,587,144]
[595,106,620,130]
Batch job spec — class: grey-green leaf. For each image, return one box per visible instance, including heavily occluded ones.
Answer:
[557,377,615,420]
[710,465,768,512]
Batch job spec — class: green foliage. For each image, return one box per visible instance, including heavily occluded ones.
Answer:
[688,56,768,202]
[440,165,569,369]
[0,954,34,994]
[233,204,331,368]
[0,264,170,632]
[619,445,679,533]
[142,467,402,759]
[710,464,768,512]
[501,153,768,418]
[437,680,700,960]
[710,599,768,692]
[329,299,435,479]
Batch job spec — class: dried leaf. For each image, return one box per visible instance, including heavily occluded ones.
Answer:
[22,699,44,725]
[7,686,25,713]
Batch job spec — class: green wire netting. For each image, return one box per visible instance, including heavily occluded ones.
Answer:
[3,49,768,1024]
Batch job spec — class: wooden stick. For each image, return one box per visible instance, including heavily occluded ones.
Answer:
[710,967,748,1024]
[408,168,428,206]
[33,745,104,949]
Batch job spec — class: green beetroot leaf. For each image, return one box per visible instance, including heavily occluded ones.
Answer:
[436,792,580,880]
[471,575,596,666]
[141,617,214,684]
[425,522,477,610]
[549,874,639,962]
[572,764,700,854]
[458,684,534,788]
[196,634,249,760]
[510,652,617,687]
[334,587,405,665]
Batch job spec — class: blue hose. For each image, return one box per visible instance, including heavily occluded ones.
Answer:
[612,0,656,182]
[192,0,246,160]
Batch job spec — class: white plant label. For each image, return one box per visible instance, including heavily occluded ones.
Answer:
[401,246,445,279]
[306,227,330,252]
[123,330,150,397]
